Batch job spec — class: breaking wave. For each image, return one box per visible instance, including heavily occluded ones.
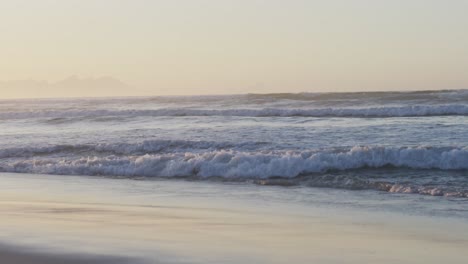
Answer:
[2,145,468,176]
[2,145,468,198]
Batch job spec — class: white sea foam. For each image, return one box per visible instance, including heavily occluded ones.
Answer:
[2,144,468,197]
[383,184,468,197]
[2,146,468,178]
[2,104,468,120]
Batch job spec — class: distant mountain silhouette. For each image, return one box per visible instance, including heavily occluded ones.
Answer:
[0,76,134,99]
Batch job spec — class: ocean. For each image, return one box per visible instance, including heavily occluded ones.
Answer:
[1,90,468,217]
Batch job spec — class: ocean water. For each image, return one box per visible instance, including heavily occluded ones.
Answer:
[1,89,468,205]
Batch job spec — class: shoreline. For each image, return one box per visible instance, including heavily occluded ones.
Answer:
[1,172,467,264]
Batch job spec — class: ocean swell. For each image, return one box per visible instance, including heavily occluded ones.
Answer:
[2,104,468,120]
[0,140,267,159]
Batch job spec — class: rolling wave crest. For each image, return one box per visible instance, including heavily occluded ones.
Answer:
[2,145,468,177]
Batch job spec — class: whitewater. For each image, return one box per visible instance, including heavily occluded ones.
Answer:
[1,89,468,199]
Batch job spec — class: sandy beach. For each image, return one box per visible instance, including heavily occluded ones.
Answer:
[0,172,467,264]
[0,245,142,264]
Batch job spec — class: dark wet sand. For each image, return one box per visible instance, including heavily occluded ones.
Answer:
[0,244,145,264]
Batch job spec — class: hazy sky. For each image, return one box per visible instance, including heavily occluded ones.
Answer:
[1,0,468,98]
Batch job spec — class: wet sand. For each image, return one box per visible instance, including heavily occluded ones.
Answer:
[0,244,143,264]
[0,173,467,264]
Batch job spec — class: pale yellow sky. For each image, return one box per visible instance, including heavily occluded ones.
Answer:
[1,0,468,98]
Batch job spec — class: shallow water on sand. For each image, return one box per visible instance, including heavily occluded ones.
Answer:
[0,173,468,263]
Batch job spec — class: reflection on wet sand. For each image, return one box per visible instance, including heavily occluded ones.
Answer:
[1,173,468,264]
